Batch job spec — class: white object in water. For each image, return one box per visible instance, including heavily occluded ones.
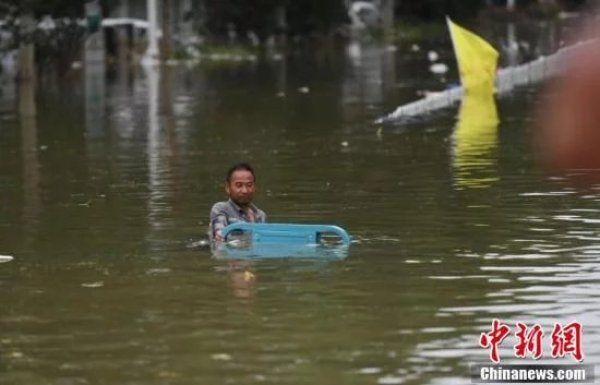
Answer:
[348,1,380,29]
[247,31,260,47]
[411,44,420,52]
[81,281,104,288]
[38,15,57,31]
[298,86,310,94]
[1,50,17,73]
[0,255,14,263]
[429,62,448,74]
[211,353,232,361]
[427,50,439,62]
[347,41,361,61]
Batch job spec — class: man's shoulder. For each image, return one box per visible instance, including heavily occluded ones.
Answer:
[254,206,267,221]
[210,201,232,214]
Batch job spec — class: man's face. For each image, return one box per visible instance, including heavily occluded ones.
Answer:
[226,170,255,206]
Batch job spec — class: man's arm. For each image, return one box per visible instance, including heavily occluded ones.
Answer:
[210,203,229,241]
[257,209,267,223]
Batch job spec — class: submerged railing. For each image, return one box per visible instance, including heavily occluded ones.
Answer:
[376,40,594,123]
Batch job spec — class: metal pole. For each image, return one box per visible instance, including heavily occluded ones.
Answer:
[17,13,36,83]
[382,0,395,42]
[144,0,159,62]
[84,0,105,65]
[161,0,173,60]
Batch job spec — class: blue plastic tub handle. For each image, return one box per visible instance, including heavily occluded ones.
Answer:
[220,223,351,245]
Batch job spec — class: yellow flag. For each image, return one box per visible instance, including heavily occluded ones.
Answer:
[453,90,499,188]
[447,17,498,93]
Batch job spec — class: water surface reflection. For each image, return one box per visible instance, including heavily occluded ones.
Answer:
[0,18,597,385]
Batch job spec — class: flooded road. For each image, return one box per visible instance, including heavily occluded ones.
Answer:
[1,18,598,385]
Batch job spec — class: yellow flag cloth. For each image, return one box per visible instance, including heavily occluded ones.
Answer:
[447,17,499,94]
[453,91,499,188]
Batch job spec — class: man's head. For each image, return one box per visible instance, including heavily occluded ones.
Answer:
[225,163,256,207]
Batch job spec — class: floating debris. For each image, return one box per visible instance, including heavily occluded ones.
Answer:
[81,281,104,288]
[378,375,404,385]
[0,255,13,263]
[340,141,349,147]
[9,351,24,359]
[410,44,420,52]
[358,367,382,374]
[211,353,232,361]
[243,271,255,282]
[298,86,310,94]
[429,62,448,74]
[187,239,210,249]
[146,268,171,275]
[427,50,439,62]
[158,371,179,379]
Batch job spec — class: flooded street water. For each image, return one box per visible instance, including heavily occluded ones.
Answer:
[1,19,598,385]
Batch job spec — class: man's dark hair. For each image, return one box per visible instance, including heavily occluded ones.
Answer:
[226,162,256,182]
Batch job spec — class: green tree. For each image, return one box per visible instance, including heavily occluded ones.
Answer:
[395,0,485,20]
[0,0,122,17]
[203,0,283,42]
[202,0,347,42]
[0,1,118,77]
[286,0,347,37]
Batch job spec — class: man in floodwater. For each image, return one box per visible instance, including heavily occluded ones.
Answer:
[210,162,267,241]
